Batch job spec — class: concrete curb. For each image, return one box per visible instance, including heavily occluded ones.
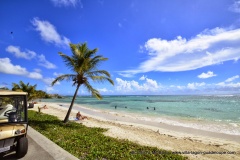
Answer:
[27,126,79,160]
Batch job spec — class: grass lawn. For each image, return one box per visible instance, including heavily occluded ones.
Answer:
[28,110,187,160]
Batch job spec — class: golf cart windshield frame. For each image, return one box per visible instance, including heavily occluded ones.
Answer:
[0,94,28,124]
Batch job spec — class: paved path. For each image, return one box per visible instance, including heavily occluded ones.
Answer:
[0,126,79,160]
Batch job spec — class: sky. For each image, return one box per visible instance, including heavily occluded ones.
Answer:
[0,0,240,95]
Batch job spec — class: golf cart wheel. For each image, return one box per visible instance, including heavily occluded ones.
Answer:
[16,137,28,158]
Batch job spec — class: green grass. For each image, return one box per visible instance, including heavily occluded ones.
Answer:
[28,110,187,160]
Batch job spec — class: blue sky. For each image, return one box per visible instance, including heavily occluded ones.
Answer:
[1,0,240,95]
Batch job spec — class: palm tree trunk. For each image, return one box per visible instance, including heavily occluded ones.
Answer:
[63,83,81,123]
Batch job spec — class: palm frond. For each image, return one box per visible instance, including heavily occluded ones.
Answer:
[85,48,98,59]
[89,55,108,70]
[11,81,38,101]
[20,81,26,90]
[12,83,20,91]
[58,52,75,71]
[90,76,114,85]
[83,81,102,100]
[87,70,111,77]
[78,43,88,57]
[51,74,76,86]
[70,43,79,56]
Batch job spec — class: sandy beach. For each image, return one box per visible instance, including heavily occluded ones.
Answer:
[30,102,240,160]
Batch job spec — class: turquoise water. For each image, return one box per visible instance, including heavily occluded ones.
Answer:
[42,95,240,135]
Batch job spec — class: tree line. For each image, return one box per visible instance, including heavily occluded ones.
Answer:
[0,81,51,101]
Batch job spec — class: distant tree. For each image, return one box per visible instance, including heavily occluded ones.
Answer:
[0,87,9,90]
[12,81,37,101]
[52,42,114,123]
[34,90,51,99]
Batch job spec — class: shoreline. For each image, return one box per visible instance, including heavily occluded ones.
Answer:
[39,96,240,137]
[31,102,240,160]
[50,102,240,141]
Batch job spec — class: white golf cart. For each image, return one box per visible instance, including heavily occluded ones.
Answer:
[0,90,28,158]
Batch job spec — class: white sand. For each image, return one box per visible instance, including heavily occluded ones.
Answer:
[30,102,240,160]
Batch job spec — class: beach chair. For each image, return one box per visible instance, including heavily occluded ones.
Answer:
[28,103,34,108]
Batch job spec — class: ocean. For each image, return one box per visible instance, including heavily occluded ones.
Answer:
[42,95,240,135]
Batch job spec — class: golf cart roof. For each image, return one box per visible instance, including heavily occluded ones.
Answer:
[0,90,28,96]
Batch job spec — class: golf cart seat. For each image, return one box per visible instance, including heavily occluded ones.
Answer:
[0,104,14,120]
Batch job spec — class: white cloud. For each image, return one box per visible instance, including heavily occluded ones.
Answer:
[198,71,217,79]
[225,82,240,88]
[216,82,225,86]
[31,17,70,47]
[5,45,56,69]
[114,74,240,94]
[176,85,185,90]
[121,27,240,76]
[6,45,36,60]
[216,75,240,89]
[139,75,147,80]
[28,72,43,79]
[45,86,55,93]
[0,58,43,79]
[208,75,240,92]
[116,78,132,91]
[187,82,205,90]
[115,77,160,94]
[229,0,240,13]
[118,72,135,78]
[38,54,56,69]
[0,58,28,75]
[0,58,62,88]
[51,0,82,7]
[43,78,60,86]
[34,68,42,73]
[225,75,239,82]
[144,78,159,89]
[53,72,63,76]
[97,88,110,93]
[43,78,54,86]
[216,82,240,89]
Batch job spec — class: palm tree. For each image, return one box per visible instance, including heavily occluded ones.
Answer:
[52,42,114,123]
[12,81,37,101]
[0,87,9,90]
[34,90,51,99]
